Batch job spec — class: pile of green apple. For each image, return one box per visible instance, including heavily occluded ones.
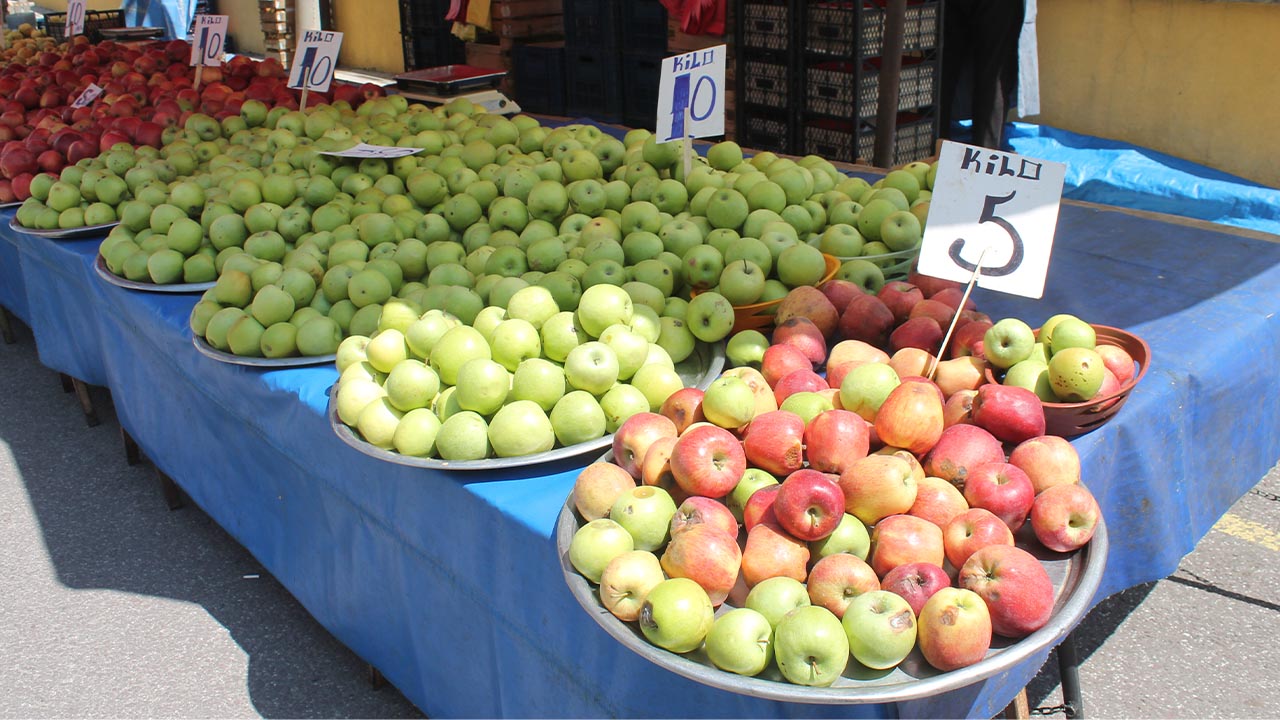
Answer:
[983,314,1138,404]
[331,283,710,460]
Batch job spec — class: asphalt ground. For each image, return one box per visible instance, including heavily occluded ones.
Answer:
[1,316,1277,719]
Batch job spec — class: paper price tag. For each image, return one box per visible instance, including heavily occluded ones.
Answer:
[70,83,103,109]
[656,45,726,143]
[917,140,1067,299]
[319,143,424,159]
[190,15,229,66]
[289,30,344,93]
[65,0,86,37]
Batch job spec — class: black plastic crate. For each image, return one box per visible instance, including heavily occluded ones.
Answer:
[400,0,465,70]
[742,55,793,110]
[806,57,937,119]
[741,1,791,52]
[563,0,620,49]
[514,42,567,116]
[621,52,663,130]
[803,112,936,164]
[738,109,795,155]
[42,9,125,44]
[564,46,623,121]
[805,0,940,59]
[620,0,667,53]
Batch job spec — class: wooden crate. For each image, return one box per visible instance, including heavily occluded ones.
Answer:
[492,14,563,39]
[465,41,511,70]
[492,0,563,19]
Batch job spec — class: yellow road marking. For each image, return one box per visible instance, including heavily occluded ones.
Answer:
[1213,513,1280,552]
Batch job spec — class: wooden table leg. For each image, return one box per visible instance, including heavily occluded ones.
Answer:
[1001,689,1030,719]
[121,427,142,466]
[156,469,183,511]
[59,372,73,393]
[0,306,14,344]
[71,377,99,427]
[368,664,387,689]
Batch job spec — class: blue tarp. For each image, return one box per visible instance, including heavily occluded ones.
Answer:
[121,0,195,40]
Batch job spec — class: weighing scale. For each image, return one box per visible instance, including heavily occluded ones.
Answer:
[392,65,521,115]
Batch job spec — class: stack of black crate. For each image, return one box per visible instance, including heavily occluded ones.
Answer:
[799,0,942,164]
[399,0,465,71]
[732,0,801,155]
[563,0,667,125]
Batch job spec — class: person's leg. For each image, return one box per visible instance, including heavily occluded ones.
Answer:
[938,0,976,141]
[968,0,1024,149]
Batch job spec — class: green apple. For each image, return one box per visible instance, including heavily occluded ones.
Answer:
[682,244,725,291]
[773,605,849,687]
[705,188,749,230]
[488,400,556,457]
[657,316,697,363]
[454,358,511,415]
[393,407,442,457]
[701,375,757,429]
[429,325,491,385]
[723,236,773,277]
[385,359,441,412]
[639,577,714,654]
[809,513,871,561]
[629,363,684,413]
[1038,313,1080,350]
[405,310,459,359]
[1048,347,1106,402]
[726,329,769,368]
[434,410,491,461]
[510,357,566,411]
[837,258,885,294]
[718,259,767,306]
[1004,359,1057,402]
[599,324,650,381]
[779,392,833,425]
[880,210,923,253]
[745,577,811,629]
[570,518,636,583]
[490,318,543,372]
[355,397,404,449]
[565,341,620,396]
[819,224,865,258]
[839,363,901,421]
[541,311,585,362]
[611,485,678,553]
[1049,317,1097,354]
[706,141,744,172]
[685,291,735,343]
[576,284,634,338]
[706,608,774,676]
[882,169,922,204]
[983,318,1036,370]
[776,243,828,288]
[550,390,607,446]
[728,468,779,522]
[600,384,652,433]
[842,590,917,670]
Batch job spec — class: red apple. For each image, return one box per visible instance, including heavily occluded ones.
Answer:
[772,368,828,405]
[889,316,944,355]
[908,271,962,298]
[922,424,1006,489]
[827,339,891,371]
[772,469,846,541]
[742,410,806,477]
[869,514,945,578]
[909,475,969,529]
[1030,483,1101,552]
[659,387,705,434]
[35,149,63,174]
[670,425,747,499]
[959,544,1055,638]
[909,298,960,329]
[660,524,741,606]
[963,462,1036,532]
[880,561,950,616]
[943,507,1015,568]
[839,292,896,347]
[776,287,839,339]
[640,436,687,504]
[873,378,945,456]
[942,389,978,427]
[772,316,827,364]
[671,495,739,540]
[613,412,678,480]
[572,461,637,521]
[804,409,870,475]
[917,587,992,671]
[818,278,863,315]
[761,343,812,387]
[877,281,925,324]
[838,454,918,526]
[741,521,810,587]
[742,484,781,532]
[1095,343,1136,386]
[949,319,994,359]
[971,383,1046,444]
[1008,434,1081,495]
[806,553,880,618]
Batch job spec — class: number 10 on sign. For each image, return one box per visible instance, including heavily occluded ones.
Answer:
[656,45,726,144]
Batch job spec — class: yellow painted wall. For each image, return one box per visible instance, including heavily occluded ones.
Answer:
[36,0,119,11]
[1033,0,1280,187]
[332,0,404,73]
[223,0,266,55]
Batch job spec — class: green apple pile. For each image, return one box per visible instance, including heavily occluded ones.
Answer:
[332,282,708,460]
[983,314,1137,403]
[14,159,134,231]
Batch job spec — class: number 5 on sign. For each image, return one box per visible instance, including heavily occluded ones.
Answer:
[289,30,344,93]
[917,141,1068,299]
[190,15,229,67]
[65,0,86,37]
[656,45,726,143]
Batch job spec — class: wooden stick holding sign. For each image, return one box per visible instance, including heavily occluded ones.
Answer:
[289,30,344,114]
[683,105,693,179]
[190,16,228,92]
[926,245,989,381]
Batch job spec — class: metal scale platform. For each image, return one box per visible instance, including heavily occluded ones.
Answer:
[392,65,521,115]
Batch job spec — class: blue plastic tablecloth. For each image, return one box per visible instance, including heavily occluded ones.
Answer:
[0,225,30,324]
[4,200,1280,717]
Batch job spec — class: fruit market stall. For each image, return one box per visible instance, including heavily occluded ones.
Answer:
[3,181,1279,716]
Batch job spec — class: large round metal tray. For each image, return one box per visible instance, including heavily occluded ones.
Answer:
[327,341,726,471]
[192,334,337,368]
[9,216,119,239]
[555,464,1107,705]
[94,254,216,293]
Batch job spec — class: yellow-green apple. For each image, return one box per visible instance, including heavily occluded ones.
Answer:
[550,390,608,446]
[888,347,935,379]
[818,278,863,315]
[963,462,1036,532]
[670,425,748,499]
[878,448,927,485]
[610,485,679,552]
[778,392,834,425]
[599,550,665,621]
[726,328,769,368]
[1096,343,1136,385]
[639,577,715,653]
[706,608,774,676]
[943,389,979,427]
[922,424,1006,489]
[839,292,896,347]
[909,475,970,529]
[773,605,849,687]
[1009,435,1081,494]
[827,339,891,372]
[742,484,781,532]
[1030,483,1101,552]
[943,507,1015,568]
[745,576,810,628]
[761,343,812,387]
[660,523,741,606]
[889,316,944,355]
[773,468,845,541]
[839,362,901,422]
[842,590,917,669]
[959,544,1055,638]
[455,358,511,415]
[569,518,635,582]
[430,325,491,385]
[1048,317,1096,354]
[772,316,827,366]
[874,379,945,456]
[879,561,951,616]
[838,454,918,525]
[685,291,735,343]
[804,409,871,475]
[641,436,685,503]
[1048,347,1105,402]
[728,469,779,523]
[971,383,1046,444]
[701,375,757,430]
[612,412,678,480]
[659,388,706,434]
[657,317,697,364]
[629,363,684,412]
[573,461,637,521]
[773,369,828,406]
[722,366,780,417]
[776,287,839,339]
[806,553,879,618]
[577,283,633,337]
[742,410,806,477]
[877,281,924,324]
[741,521,810,587]
[564,341,620,395]
[868,514,945,578]
[983,318,1036,370]
[671,495,739,540]
[809,512,871,561]
[1038,313,1081,350]
[917,587,992,671]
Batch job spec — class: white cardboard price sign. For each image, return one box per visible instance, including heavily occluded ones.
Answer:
[70,83,103,109]
[656,45,726,143]
[319,143,424,159]
[289,30,344,93]
[65,0,86,37]
[190,15,229,66]
[917,140,1067,299]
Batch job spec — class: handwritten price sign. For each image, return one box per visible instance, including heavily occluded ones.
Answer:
[190,15,229,67]
[319,143,425,159]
